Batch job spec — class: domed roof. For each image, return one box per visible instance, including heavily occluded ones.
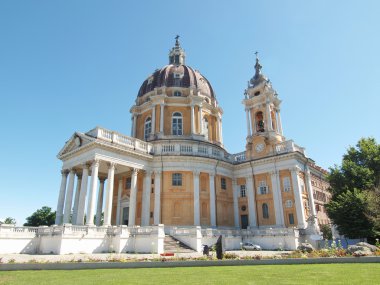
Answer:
[137,36,216,100]
[137,64,215,99]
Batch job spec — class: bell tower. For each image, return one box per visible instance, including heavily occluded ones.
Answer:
[243,53,284,159]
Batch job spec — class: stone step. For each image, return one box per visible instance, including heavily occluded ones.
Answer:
[164,235,195,253]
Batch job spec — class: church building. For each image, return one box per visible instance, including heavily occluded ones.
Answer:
[0,38,330,254]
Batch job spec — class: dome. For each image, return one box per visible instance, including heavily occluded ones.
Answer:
[137,64,215,99]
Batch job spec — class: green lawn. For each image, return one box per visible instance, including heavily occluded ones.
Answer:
[0,264,379,285]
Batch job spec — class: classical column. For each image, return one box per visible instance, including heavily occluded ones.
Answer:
[63,169,76,224]
[277,110,283,135]
[291,167,307,229]
[71,173,82,225]
[271,171,285,227]
[159,104,164,133]
[193,170,200,226]
[305,166,319,230]
[265,100,272,131]
[246,176,257,227]
[245,108,252,137]
[232,179,240,228]
[153,170,161,225]
[115,178,123,225]
[198,105,203,134]
[55,170,68,225]
[86,160,99,226]
[132,115,137,137]
[151,105,156,134]
[128,169,138,226]
[76,164,89,225]
[190,105,195,135]
[103,163,116,226]
[95,178,106,226]
[141,170,152,226]
[218,117,223,144]
[209,173,216,227]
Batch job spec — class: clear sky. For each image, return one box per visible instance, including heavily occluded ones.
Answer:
[0,1,379,225]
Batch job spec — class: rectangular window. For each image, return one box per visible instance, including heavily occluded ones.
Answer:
[221,178,227,190]
[283,177,291,192]
[125,177,131,189]
[289,213,295,225]
[240,185,246,197]
[258,180,268,194]
[172,173,182,186]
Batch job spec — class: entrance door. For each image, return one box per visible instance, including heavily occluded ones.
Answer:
[122,207,129,225]
[241,215,248,229]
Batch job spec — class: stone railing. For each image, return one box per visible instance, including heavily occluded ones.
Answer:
[242,227,299,237]
[0,225,39,235]
[274,140,305,156]
[86,127,153,154]
[129,226,158,235]
[85,127,305,164]
[201,228,241,237]
[170,226,199,237]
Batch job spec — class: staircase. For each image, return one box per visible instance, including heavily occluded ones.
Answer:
[164,235,195,253]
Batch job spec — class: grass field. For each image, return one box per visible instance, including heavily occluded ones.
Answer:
[0,264,379,285]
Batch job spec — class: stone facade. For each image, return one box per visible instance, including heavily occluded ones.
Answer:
[0,38,331,254]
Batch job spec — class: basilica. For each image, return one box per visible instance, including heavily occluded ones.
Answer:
[0,38,331,254]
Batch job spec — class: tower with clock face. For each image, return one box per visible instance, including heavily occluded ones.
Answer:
[243,54,285,159]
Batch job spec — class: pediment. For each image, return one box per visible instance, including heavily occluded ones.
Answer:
[57,133,94,158]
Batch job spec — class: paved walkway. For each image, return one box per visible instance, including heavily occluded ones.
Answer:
[0,251,292,263]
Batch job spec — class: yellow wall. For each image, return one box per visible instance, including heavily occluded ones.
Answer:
[279,170,298,227]
[215,175,234,226]
[164,106,191,136]
[161,171,194,225]
[254,173,276,226]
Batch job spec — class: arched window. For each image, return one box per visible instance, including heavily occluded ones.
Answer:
[203,117,209,138]
[173,90,182,97]
[172,112,183,135]
[256,112,264,132]
[144,117,152,140]
[262,203,269,219]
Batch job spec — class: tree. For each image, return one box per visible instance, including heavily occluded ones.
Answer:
[319,224,332,240]
[2,217,16,225]
[326,189,374,239]
[326,137,380,239]
[24,206,56,227]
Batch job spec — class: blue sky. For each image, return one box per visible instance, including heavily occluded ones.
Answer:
[0,1,379,225]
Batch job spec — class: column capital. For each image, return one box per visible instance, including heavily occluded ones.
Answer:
[232,179,237,186]
[290,166,302,174]
[270,170,279,177]
[245,175,253,182]
[82,163,90,170]
[76,173,82,180]
[61,169,69,176]
[107,162,116,170]
[68,168,76,174]
[154,170,162,176]
[99,177,107,183]
[132,168,139,175]
[92,159,100,167]
[304,165,311,175]
[209,172,215,178]
[145,170,152,176]
[193,170,200,176]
